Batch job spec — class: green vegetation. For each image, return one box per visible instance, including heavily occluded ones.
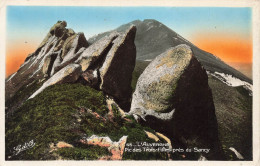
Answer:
[6,83,169,160]
[5,80,43,115]
[56,145,110,160]
[131,60,150,91]
[6,83,108,160]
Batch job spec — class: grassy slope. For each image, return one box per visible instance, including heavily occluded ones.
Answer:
[6,83,169,160]
[5,80,43,118]
[208,75,252,160]
[131,60,151,91]
[6,59,252,160]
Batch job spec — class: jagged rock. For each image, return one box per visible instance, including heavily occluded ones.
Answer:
[42,52,59,78]
[29,64,82,99]
[51,32,89,75]
[144,131,159,142]
[76,32,119,72]
[106,97,126,120]
[75,26,136,111]
[129,44,223,160]
[5,21,90,117]
[61,34,77,59]
[99,26,136,111]
[38,21,69,49]
[80,70,99,87]
[56,141,74,148]
[49,141,73,153]
[5,21,82,103]
[80,135,128,160]
[108,136,127,160]
[86,109,107,122]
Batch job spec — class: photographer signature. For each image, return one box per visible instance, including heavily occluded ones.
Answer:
[13,139,35,156]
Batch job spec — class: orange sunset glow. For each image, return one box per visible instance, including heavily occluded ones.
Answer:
[6,42,38,77]
[191,33,252,63]
[6,33,253,78]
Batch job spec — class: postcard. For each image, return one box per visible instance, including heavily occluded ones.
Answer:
[1,0,259,165]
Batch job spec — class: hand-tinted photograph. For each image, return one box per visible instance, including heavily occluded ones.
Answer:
[5,6,252,161]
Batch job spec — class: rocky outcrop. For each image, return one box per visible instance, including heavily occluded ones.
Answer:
[99,26,136,111]
[5,21,88,104]
[75,32,119,71]
[80,135,128,160]
[129,44,223,160]
[81,70,99,87]
[56,141,74,148]
[29,64,82,99]
[38,21,74,50]
[31,21,85,78]
[76,26,137,111]
[51,32,89,76]
[42,52,59,78]
[106,97,126,120]
[6,21,136,116]
[49,141,74,153]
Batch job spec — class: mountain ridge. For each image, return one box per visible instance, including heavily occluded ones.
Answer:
[88,19,251,84]
[5,20,252,161]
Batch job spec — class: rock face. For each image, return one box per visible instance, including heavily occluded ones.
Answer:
[75,32,119,72]
[80,135,128,160]
[6,21,136,116]
[76,26,137,110]
[5,21,88,102]
[99,26,136,111]
[29,64,82,99]
[51,32,89,76]
[129,44,223,160]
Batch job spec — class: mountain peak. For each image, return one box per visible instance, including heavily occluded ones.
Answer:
[88,19,251,83]
[143,19,160,23]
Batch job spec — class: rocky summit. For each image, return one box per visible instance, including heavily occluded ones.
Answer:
[5,21,87,101]
[6,21,136,114]
[5,20,252,161]
[129,44,223,160]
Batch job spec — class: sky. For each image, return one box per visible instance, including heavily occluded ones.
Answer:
[6,6,252,77]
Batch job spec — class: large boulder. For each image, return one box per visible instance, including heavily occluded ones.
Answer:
[76,26,137,111]
[75,32,119,72]
[29,64,82,99]
[129,44,223,160]
[99,26,137,111]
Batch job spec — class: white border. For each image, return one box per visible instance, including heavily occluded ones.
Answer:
[0,0,259,166]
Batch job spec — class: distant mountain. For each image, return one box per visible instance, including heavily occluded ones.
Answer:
[5,20,252,161]
[227,62,252,79]
[89,19,251,83]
